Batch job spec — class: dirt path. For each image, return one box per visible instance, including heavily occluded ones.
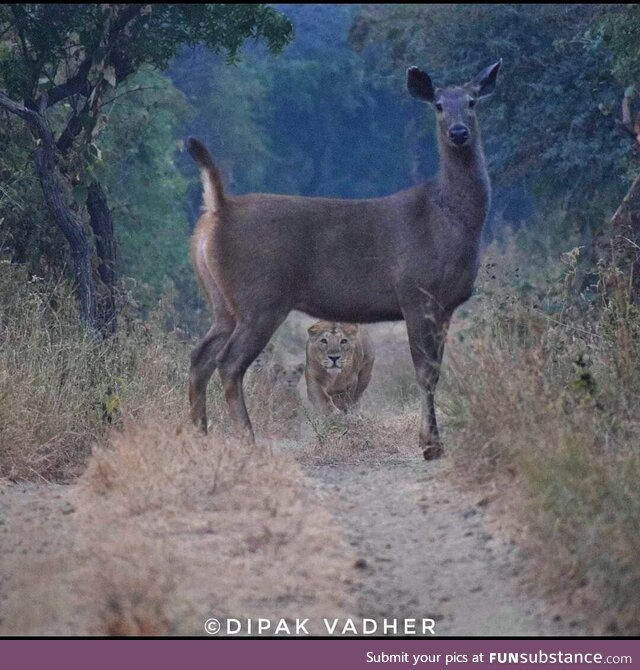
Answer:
[1,448,584,636]
[0,481,88,635]
[302,453,583,637]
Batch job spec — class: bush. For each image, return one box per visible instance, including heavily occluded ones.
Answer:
[0,262,194,481]
[443,237,640,634]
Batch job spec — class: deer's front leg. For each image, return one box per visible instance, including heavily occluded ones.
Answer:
[403,304,451,460]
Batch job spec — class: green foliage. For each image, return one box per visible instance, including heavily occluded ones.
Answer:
[89,68,194,313]
[0,3,292,321]
[0,116,67,272]
[350,4,631,229]
[0,4,292,99]
[170,3,425,211]
[598,4,640,84]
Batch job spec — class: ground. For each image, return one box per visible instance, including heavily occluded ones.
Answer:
[0,316,587,637]
[0,446,584,636]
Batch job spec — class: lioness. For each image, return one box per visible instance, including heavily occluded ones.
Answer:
[305,321,375,413]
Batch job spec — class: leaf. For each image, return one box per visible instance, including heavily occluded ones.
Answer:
[71,184,89,206]
[90,114,108,139]
[89,142,102,162]
[103,65,116,88]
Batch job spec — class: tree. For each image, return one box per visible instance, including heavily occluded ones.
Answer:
[597,5,640,302]
[0,4,291,333]
[169,3,426,209]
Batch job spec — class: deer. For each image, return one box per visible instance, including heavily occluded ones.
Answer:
[187,59,501,460]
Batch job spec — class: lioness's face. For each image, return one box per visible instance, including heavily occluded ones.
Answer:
[308,322,359,375]
[273,363,305,388]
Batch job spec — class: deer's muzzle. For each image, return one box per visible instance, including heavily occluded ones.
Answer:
[448,124,470,145]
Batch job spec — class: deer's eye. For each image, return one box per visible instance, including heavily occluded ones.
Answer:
[469,98,476,109]
[435,102,443,112]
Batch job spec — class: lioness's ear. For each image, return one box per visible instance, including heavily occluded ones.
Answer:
[468,59,502,99]
[272,363,282,374]
[407,66,435,103]
[296,363,304,374]
[342,323,360,338]
[308,323,325,337]
[264,342,275,353]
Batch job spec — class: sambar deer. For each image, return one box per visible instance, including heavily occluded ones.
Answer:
[187,60,501,459]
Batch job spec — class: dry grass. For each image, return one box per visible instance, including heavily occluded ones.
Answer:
[5,232,640,635]
[364,322,418,412]
[0,262,198,481]
[299,410,418,465]
[73,418,357,635]
[442,238,640,635]
[1,417,357,635]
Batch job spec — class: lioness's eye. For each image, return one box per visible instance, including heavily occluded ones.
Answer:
[320,338,328,344]
[340,339,348,345]
[435,102,443,112]
[469,99,476,109]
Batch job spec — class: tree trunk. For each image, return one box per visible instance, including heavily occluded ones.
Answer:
[87,181,117,335]
[610,173,640,302]
[0,92,100,333]
[33,144,98,332]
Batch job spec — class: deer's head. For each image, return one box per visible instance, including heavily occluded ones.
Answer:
[407,60,502,148]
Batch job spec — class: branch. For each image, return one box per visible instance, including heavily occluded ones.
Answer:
[0,89,99,329]
[615,118,638,142]
[34,4,146,111]
[0,90,47,134]
[101,85,164,106]
[37,58,93,109]
[56,96,90,154]
[46,4,147,153]
[617,85,640,148]
[107,4,146,41]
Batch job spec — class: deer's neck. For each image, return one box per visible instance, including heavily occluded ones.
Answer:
[437,136,491,229]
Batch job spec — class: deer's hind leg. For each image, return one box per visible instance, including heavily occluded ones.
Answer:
[189,278,236,434]
[216,309,288,445]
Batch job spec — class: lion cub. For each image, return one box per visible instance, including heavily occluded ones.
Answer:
[265,361,305,437]
[305,321,375,414]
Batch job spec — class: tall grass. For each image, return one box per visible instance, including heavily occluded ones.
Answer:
[77,419,357,636]
[0,262,199,480]
[3,232,640,634]
[443,237,640,634]
[0,264,357,635]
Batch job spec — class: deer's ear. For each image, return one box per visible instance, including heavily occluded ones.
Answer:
[407,66,435,103]
[468,59,502,99]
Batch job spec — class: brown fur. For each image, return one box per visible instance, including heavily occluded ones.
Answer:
[305,321,374,413]
[187,61,501,458]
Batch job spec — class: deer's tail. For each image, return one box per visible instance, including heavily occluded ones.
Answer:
[186,137,225,213]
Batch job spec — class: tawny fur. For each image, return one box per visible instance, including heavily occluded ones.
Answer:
[305,321,375,414]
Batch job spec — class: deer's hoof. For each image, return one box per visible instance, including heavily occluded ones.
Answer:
[423,444,444,461]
